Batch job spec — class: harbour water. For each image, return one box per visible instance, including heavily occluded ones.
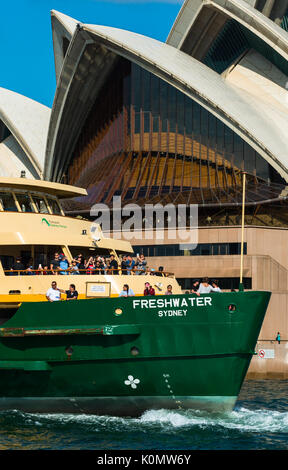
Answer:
[0,380,287,450]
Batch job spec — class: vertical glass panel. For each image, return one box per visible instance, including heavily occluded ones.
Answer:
[168,86,177,133]
[216,120,224,153]
[153,116,159,132]
[200,108,208,146]
[244,143,256,174]
[177,91,184,135]
[192,102,201,138]
[255,153,269,179]
[151,75,159,116]
[233,134,244,169]
[184,95,192,136]
[219,244,227,255]
[16,193,34,213]
[0,193,18,211]
[142,69,150,113]
[208,113,216,148]
[132,63,141,113]
[144,112,150,133]
[135,113,140,134]
[33,196,49,214]
[224,126,233,156]
[46,198,62,215]
[160,80,168,133]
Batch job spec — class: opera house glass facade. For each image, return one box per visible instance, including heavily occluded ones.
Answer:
[66,57,284,210]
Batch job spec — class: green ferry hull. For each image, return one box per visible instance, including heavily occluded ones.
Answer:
[0,291,270,416]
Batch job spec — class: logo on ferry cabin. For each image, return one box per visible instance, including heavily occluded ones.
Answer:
[41,218,67,229]
[41,218,51,226]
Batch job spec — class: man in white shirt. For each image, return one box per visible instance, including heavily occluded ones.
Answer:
[46,281,62,302]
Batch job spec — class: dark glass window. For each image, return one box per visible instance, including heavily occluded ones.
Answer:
[46,198,62,215]
[133,242,247,256]
[66,56,285,207]
[0,193,18,212]
[33,196,49,214]
[16,193,34,213]
[168,86,177,133]
[177,277,252,290]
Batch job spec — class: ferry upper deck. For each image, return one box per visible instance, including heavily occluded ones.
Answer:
[0,177,181,305]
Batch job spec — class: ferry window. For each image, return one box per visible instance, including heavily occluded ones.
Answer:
[0,255,14,270]
[32,196,49,214]
[0,193,18,212]
[46,198,62,215]
[15,194,34,213]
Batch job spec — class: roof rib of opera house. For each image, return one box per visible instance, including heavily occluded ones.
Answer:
[45,12,288,189]
[0,87,51,179]
[51,9,79,83]
[167,0,288,55]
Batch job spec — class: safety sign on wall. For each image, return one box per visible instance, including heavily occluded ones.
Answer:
[258,349,275,359]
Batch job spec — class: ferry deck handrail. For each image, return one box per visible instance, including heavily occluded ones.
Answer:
[3,268,175,277]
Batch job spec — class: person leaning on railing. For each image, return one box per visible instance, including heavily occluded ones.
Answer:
[10,258,25,276]
[69,260,80,275]
[108,254,119,275]
[135,254,147,275]
[50,253,61,275]
[126,255,135,275]
[85,256,95,274]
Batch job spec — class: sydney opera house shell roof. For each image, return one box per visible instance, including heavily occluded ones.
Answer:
[1,0,288,214]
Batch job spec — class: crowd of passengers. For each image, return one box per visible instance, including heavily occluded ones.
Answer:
[8,252,164,276]
[45,278,222,302]
[118,278,222,296]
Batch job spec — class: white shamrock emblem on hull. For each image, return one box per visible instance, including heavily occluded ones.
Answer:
[124,375,140,389]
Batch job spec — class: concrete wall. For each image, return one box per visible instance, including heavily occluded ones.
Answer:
[248,340,288,379]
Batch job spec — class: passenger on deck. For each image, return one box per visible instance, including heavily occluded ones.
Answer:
[135,254,147,275]
[75,255,85,273]
[108,254,119,275]
[85,256,95,274]
[121,255,128,275]
[50,253,60,275]
[26,258,35,275]
[144,282,155,296]
[59,255,69,275]
[165,285,173,295]
[191,280,200,296]
[38,265,49,275]
[211,280,222,292]
[69,260,80,275]
[10,257,25,275]
[96,255,106,274]
[198,277,221,294]
[155,266,164,277]
[46,281,61,302]
[126,255,135,275]
[119,284,135,297]
[58,284,79,300]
